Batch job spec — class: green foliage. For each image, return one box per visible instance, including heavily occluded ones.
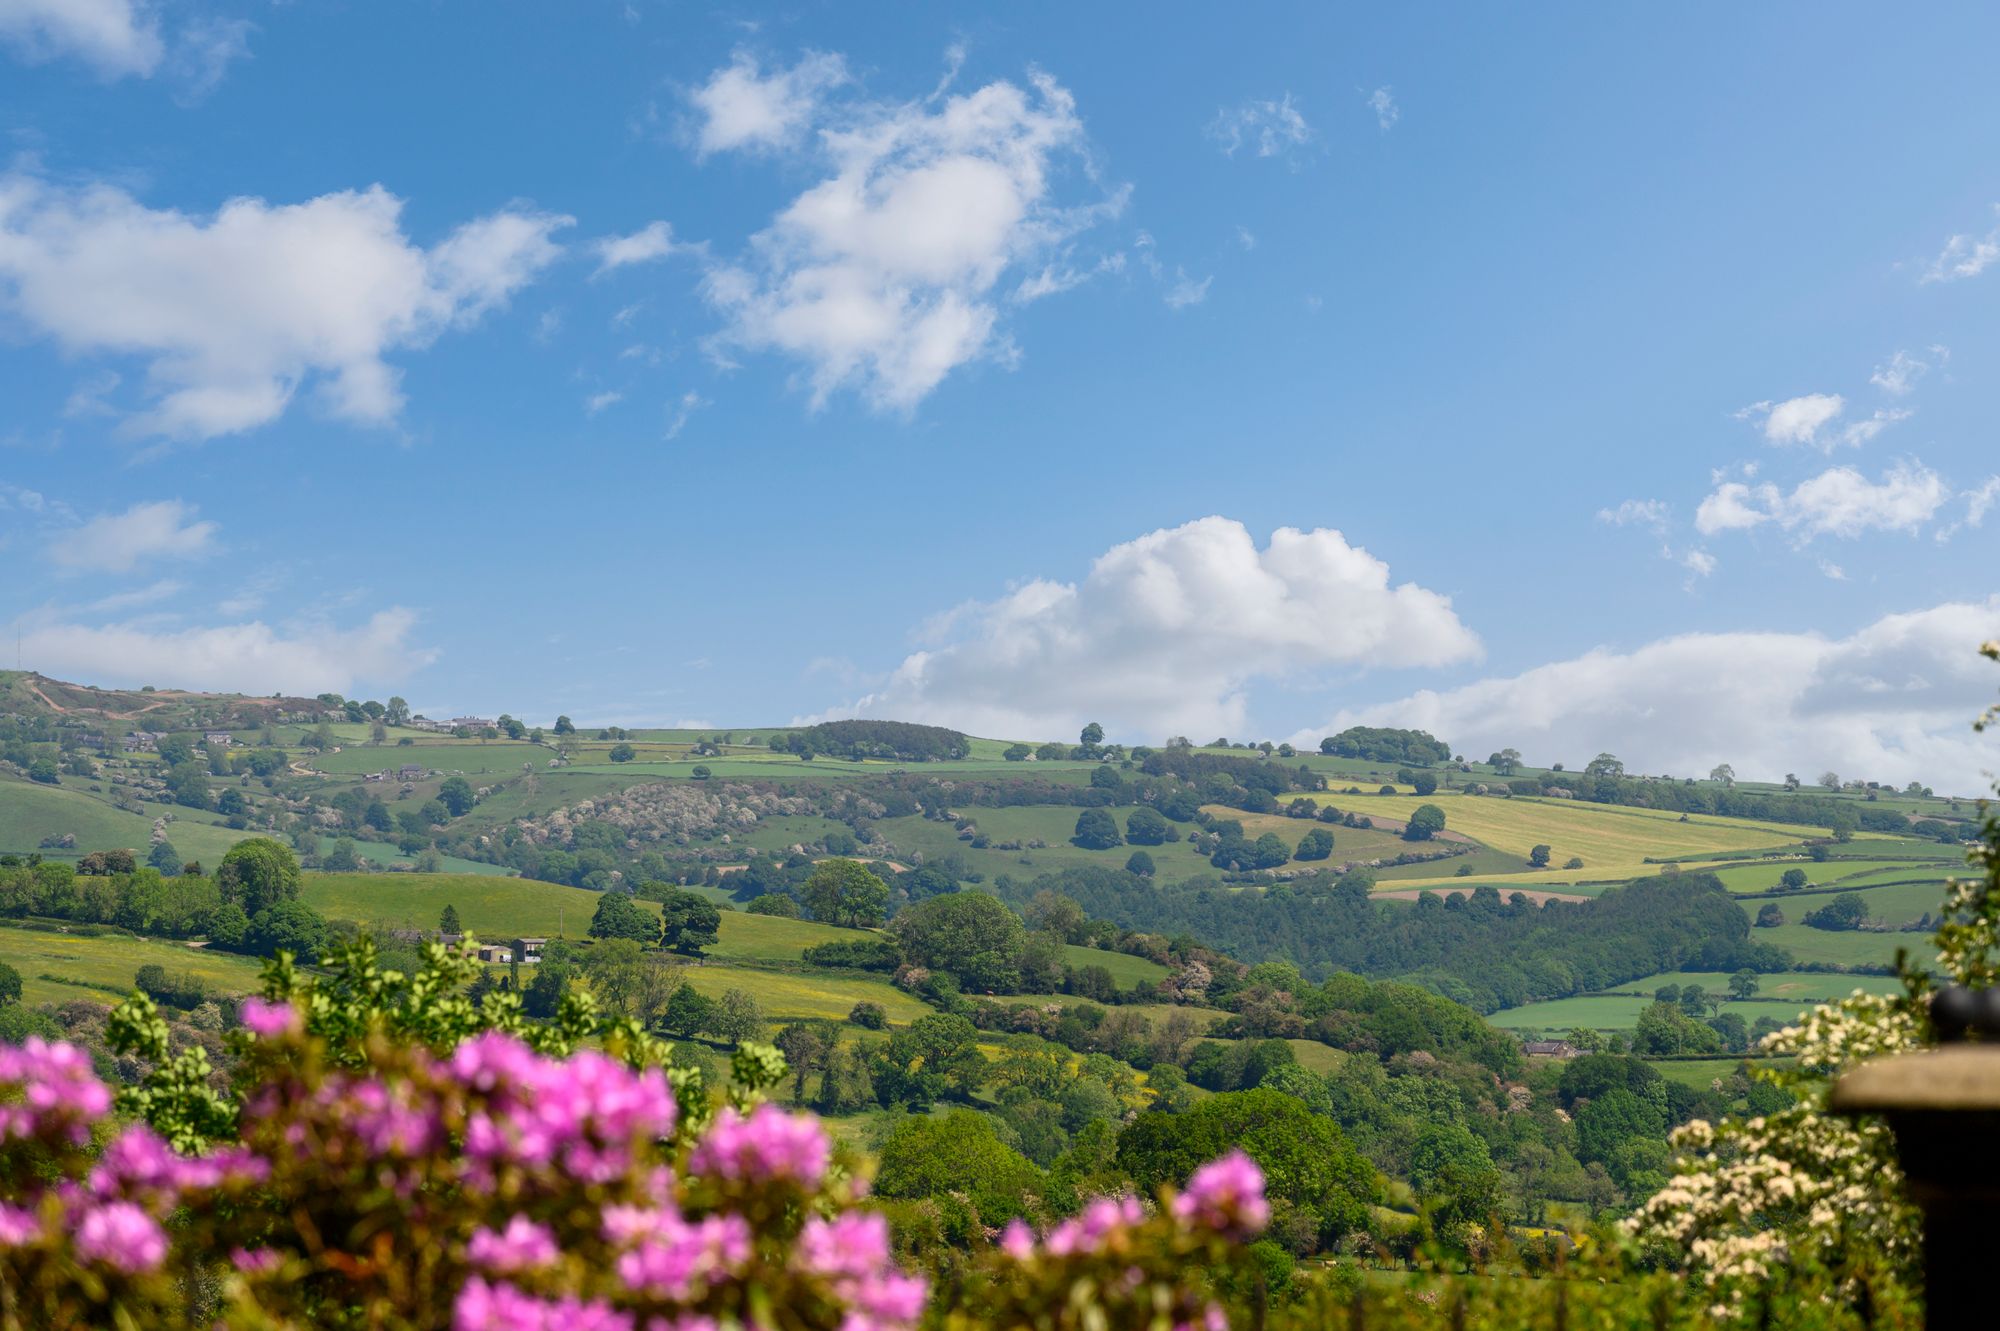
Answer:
[0,959,19,1006]
[746,892,799,917]
[1802,891,1869,930]
[875,1110,1048,1229]
[1319,727,1450,764]
[217,837,302,916]
[590,889,661,943]
[1071,808,1122,850]
[1116,1089,1378,1246]
[801,858,890,929]
[1402,803,1446,842]
[657,888,722,955]
[771,720,970,762]
[874,1012,987,1108]
[893,892,1027,990]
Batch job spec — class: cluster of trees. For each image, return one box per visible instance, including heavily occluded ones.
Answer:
[995,867,1788,1014]
[767,720,971,763]
[0,839,328,961]
[1318,727,1451,765]
[1494,769,1906,838]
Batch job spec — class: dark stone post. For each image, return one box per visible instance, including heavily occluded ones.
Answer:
[1828,986,2000,1331]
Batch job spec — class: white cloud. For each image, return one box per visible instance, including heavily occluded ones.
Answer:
[1739,392,1845,447]
[584,390,623,416]
[1234,225,1256,251]
[1696,461,1950,540]
[1837,406,1911,448]
[1299,598,2000,796]
[1871,346,1948,396]
[593,221,676,275]
[18,607,436,696]
[687,50,847,156]
[1921,206,2000,283]
[0,174,570,441]
[1680,549,1716,578]
[1163,269,1211,310]
[1596,498,1669,532]
[701,63,1113,410]
[1367,87,1398,130]
[1818,558,1847,581]
[664,390,706,439]
[1207,93,1313,160]
[166,15,251,101]
[48,499,217,573]
[0,0,162,78]
[828,516,1479,742]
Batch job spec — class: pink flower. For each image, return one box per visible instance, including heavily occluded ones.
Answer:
[230,1246,282,1274]
[468,1215,560,1274]
[453,1036,674,1185]
[1171,1152,1269,1237]
[998,1219,1035,1260]
[454,1277,633,1331]
[615,1213,751,1299]
[798,1211,891,1279]
[686,1104,828,1188]
[239,997,301,1038]
[72,1200,168,1274]
[0,1203,39,1247]
[0,1038,112,1143]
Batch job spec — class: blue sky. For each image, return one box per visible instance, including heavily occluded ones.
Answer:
[3,1,1999,790]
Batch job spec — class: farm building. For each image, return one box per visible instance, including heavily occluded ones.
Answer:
[121,732,159,753]
[399,764,424,781]
[1523,1040,1580,1059]
[513,937,547,964]
[204,731,233,746]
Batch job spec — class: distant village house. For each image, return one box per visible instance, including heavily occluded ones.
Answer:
[1523,1039,1580,1059]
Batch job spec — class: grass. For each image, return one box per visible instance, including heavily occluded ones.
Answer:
[1752,923,1921,969]
[1485,970,1902,1034]
[1060,945,1168,985]
[0,773,252,864]
[676,963,931,1026]
[711,913,871,962]
[301,872,628,939]
[1304,792,1827,870]
[1197,806,1415,863]
[0,922,266,1005]
[1647,1058,1772,1091]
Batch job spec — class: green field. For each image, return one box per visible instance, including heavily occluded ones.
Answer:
[302,872,632,939]
[1307,791,1828,874]
[1060,944,1168,986]
[0,775,253,864]
[1647,1058,1774,1091]
[676,962,931,1026]
[0,923,267,1005]
[1486,967,1906,1034]
[1752,923,1925,969]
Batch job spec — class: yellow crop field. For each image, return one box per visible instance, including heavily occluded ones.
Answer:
[1306,791,1830,868]
[0,925,266,1006]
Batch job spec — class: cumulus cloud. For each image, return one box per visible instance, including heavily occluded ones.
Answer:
[0,0,161,78]
[593,221,677,275]
[48,499,217,573]
[19,607,436,696]
[700,62,1113,410]
[1163,270,1212,309]
[1367,87,1398,130]
[1298,599,2000,796]
[1921,206,2000,283]
[0,174,570,441]
[1738,393,1845,447]
[827,516,1479,742]
[1207,94,1313,160]
[688,50,847,156]
[1695,461,1950,540]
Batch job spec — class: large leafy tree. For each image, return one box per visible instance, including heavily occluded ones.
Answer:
[217,838,302,917]
[658,889,722,955]
[892,892,1027,990]
[589,890,660,944]
[801,859,889,929]
[1071,808,1122,850]
[1116,1089,1377,1246]
[874,1110,1048,1226]
[873,1012,987,1109]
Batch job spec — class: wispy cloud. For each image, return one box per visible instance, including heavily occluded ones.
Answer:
[1920,206,2000,283]
[1207,93,1313,161]
[1366,87,1398,130]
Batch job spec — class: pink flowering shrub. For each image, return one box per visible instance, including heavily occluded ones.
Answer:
[0,1006,1274,1331]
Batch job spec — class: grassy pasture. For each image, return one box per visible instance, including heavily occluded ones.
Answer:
[676,963,930,1026]
[0,923,266,1005]
[1060,945,1169,985]
[302,872,628,939]
[1304,792,1824,868]
[1647,1059,1774,1091]
[0,775,252,864]
[711,913,870,962]
[1754,923,1924,969]
[310,741,545,777]
[1196,806,1416,863]
[1620,970,1904,1003]
[1486,992,1776,1033]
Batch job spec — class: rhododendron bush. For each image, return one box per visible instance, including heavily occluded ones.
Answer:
[0,947,1272,1330]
